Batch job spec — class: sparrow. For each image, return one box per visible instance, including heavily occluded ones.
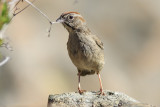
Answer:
[56,12,105,94]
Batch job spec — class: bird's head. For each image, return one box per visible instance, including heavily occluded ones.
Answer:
[56,12,87,33]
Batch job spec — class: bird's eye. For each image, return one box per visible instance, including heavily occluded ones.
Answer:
[69,16,73,20]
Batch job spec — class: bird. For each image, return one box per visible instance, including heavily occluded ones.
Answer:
[56,12,105,95]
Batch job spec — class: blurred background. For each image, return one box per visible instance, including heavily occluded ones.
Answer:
[0,0,160,106]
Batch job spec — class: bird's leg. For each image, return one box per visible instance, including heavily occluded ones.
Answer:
[78,72,83,94]
[78,72,86,94]
[98,74,104,95]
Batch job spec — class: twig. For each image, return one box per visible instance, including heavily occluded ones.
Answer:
[0,56,10,67]
[13,0,36,17]
[24,0,52,23]
[47,22,52,37]
[11,0,23,11]
[23,0,60,37]
[1,42,13,51]
[10,0,35,21]
[11,0,60,36]
[47,22,59,37]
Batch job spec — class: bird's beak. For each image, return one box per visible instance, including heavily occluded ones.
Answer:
[56,17,64,23]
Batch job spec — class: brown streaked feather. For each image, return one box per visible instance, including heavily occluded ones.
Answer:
[62,12,85,22]
[79,17,85,22]
[93,35,104,50]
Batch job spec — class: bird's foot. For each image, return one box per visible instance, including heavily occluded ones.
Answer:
[78,89,86,94]
[97,89,105,95]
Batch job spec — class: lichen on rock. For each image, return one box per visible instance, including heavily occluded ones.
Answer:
[48,90,154,107]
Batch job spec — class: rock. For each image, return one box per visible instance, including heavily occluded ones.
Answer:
[47,90,155,107]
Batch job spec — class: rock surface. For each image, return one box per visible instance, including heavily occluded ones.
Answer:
[47,90,154,107]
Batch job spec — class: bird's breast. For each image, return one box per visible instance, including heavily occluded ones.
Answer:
[67,33,104,71]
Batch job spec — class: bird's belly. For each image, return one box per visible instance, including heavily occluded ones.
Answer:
[67,43,104,72]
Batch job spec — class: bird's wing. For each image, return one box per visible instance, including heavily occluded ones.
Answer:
[92,35,104,50]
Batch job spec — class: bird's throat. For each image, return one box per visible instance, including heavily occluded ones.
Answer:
[63,22,91,35]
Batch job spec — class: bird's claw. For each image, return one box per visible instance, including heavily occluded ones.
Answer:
[78,89,86,94]
[97,89,105,95]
